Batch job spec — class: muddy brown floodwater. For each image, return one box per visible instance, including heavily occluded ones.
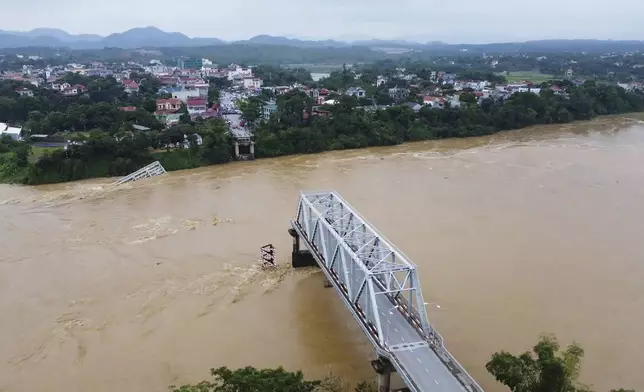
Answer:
[1,115,644,392]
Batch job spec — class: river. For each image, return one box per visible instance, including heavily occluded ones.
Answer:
[1,115,643,392]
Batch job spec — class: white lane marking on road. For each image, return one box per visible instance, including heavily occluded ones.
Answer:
[417,358,422,363]
[388,320,391,324]
[401,337,405,341]
[425,368,429,373]
[394,328,398,332]
[434,380,439,385]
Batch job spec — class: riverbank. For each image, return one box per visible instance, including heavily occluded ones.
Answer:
[1,112,642,186]
[4,80,644,185]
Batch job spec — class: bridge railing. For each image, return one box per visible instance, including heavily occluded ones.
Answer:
[294,190,483,392]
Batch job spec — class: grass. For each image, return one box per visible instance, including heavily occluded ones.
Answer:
[501,71,555,83]
[29,146,61,163]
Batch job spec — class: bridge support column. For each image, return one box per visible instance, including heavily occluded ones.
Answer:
[288,228,318,268]
[371,358,393,392]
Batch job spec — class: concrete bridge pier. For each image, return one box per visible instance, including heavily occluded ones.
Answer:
[288,228,317,268]
[371,358,394,392]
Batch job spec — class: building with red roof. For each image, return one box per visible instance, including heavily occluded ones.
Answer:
[122,79,139,94]
[187,97,207,114]
[156,98,182,112]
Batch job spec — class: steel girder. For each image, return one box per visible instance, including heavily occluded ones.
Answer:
[295,190,435,348]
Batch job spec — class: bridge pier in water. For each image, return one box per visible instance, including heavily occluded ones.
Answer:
[233,138,255,161]
[288,228,317,268]
[371,358,395,392]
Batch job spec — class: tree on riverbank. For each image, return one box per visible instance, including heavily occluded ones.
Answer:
[254,81,644,158]
[170,366,377,392]
[173,335,635,392]
[487,334,634,392]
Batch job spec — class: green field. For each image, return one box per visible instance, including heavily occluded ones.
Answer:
[501,71,555,83]
[29,146,61,163]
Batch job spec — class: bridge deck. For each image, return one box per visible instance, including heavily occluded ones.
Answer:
[292,191,482,392]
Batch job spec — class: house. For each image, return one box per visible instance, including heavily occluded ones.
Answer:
[424,96,446,109]
[388,87,409,101]
[122,79,139,94]
[227,65,253,80]
[262,102,278,119]
[346,87,366,98]
[191,108,219,120]
[166,133,204,149]
[16,87,33,97]
[403,102,422,112]
[156,98,182,112]
[190,83,210,97]
[154,111,182,126]
[61,84,87,96]
[242,77,263,90]
[186,97,208,114]
[119,106,137,112]
[376,76,387,87]
[0,123,22,141]
[171,88,200,103]
[51,82,71,91]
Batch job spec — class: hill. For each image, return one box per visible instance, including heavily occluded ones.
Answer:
[1,27,644,55]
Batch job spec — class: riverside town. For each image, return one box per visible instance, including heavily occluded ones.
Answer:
[2,48,644,184]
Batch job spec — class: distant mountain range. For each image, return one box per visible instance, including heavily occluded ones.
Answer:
[0,27,226,49]
[2,26,644,54]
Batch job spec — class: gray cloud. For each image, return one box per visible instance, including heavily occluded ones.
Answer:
[3,0,644,43]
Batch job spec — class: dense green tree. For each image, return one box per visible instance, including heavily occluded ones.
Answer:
[253,65,313,86]
[237,96,265,124]
[170,366,321,392]
[170,366,377,392]
[487,335,633,392]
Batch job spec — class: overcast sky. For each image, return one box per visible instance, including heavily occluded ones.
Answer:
[3,0,644,43]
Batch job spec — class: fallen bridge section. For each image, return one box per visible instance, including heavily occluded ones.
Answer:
[115,161,166,185]
[290,191,483,392]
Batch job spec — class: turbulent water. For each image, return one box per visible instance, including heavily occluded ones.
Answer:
[1,115,644,392]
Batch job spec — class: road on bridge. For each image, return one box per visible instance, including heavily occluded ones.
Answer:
[351,263,469,392]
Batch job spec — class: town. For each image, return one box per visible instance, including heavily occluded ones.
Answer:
[2,51,644,184]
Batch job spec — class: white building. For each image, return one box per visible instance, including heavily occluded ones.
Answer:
[243,77,263,90]
[171,88,200,103]
[0,123,22,141]
[228,65,253,80]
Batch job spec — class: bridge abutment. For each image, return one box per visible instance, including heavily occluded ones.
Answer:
[371,358,394,392]
[288,228,317,268]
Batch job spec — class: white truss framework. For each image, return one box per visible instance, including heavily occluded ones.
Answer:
[292,190,484,392]
[296,190,435,347]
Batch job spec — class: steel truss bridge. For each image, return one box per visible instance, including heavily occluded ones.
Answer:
[290,191,483,392]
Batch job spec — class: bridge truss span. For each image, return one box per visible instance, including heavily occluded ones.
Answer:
[292,191,483,392]
[297,191,433,345]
